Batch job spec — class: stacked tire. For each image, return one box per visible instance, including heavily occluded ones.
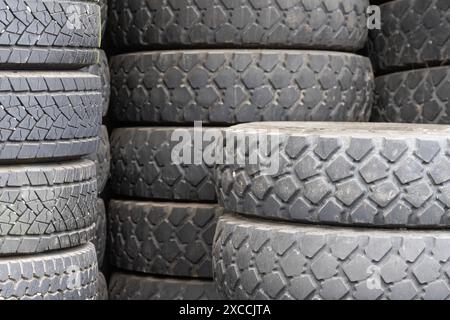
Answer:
[0,0,104,300]
[107,0,374,300]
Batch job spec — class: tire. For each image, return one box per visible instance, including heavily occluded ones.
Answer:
[93,198,106,267]
[83,50,111,117]
[110,127,218,202]
[216,122,450,228]
[109,200,222,278]
[97,272,108,300]
[0,159,97,255]
[86,126,110,194]
[110,50,374,124]
[372,66,450,124]
[214,214,450,300]
[109,272,220,300]
[0,0,101,68]
[370,0,450,72]
[0,71,102,161]
[0,243,98,300]
[99,0,108,38]
[108,0,369,51]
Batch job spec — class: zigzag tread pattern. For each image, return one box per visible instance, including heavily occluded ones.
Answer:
[109,200,222,278]
[0,159,97,254]
[216,122,450,228]
[110,51,374,124]
[213,214,450,300]
[109,0,368,50]
[370,0,450,71]
[109,272,221,300]
[0,243,98,300]
[372,66,450,124]
[111,127,217,202]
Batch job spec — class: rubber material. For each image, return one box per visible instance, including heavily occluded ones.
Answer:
[372,66,450,124]
[84,50,110,116]
[99,0,108,38]
[111,127,217,202]
[214,214,450,300]
[370,0,450,72]
[109,200,222,278]
[0,243,98,300]
[0,0,101,68]
[110,50,374,124]
[93,198,106,267]
[216,122,450,228]
[97,272,108,300]
[108,0,368,51]
[109,272,221,300]
[0,159,97,255]
[87,126,110,194]
[0,71,101,161]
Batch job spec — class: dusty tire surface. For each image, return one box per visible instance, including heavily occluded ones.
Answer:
[97,272,108,300]
[87,126,110,194]
[109,200,222,278]
[110,127,218,202]
[0,71,101,161]
[110,50,374,124]
[216,122,450,228]
[0,159,97,255]
[214,214,450,300]
[0,0,101,68]
[371,0,450,72]
[93,198,106,267]
[109,0,369,51]
[0,243,98,300]
[109,272,220,300]
[372,66,450,124]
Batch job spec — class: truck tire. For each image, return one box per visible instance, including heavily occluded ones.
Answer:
[84,50,111,117]
[93,198,106,267]
[0,71,102,161]
[108,0,369,51]
[109,200,221,278]
[109,272,220,300]
[110,50,374,124]
[216,122,450,228]
[0,0,101,68]
[87,126,110,194]
[370,0,450,72]
[0,243,98,300]
[0,159,97,255]
[214,214,450,300]
[372,66,450,124]
[110,127,218,201]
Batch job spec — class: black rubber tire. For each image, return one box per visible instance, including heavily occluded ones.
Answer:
[372,66,450,124]
[0,0,101,68]
[93,198,106,267]
[87,126,110,194]
[110,127,218,202]
[216,122,450,228]
[99,0,108,38]
[0,243,98,300]
[109,272,220,300]
[0,159,97,255]
[83,50,111,117]
[109,200,222,278]
[97,272,108,300]
[108,0,369,51]
[214,214,450,300]
[110,50,374,125]
[0,71,101,161]
[370,0,450,72]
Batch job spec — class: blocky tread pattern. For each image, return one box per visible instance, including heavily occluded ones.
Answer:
[0,243,98,300]
[110,50,374,124]
[111,127,217,201]
[214,214,450,300]
[216,122,450,227]
[0,159,97,255]
[109,200,222,278]
[109,272,221,300]
[370,0,450,71]
[372,66,450,124]
[109,0,368,51]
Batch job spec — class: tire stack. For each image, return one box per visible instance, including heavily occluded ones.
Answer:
[213,1,450,300]
[0,0,103,299]
[106,0,373,300]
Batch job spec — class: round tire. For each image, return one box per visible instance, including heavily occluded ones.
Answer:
[93,198,106,267]
[87,126,110,194]
[84,50,111,117]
